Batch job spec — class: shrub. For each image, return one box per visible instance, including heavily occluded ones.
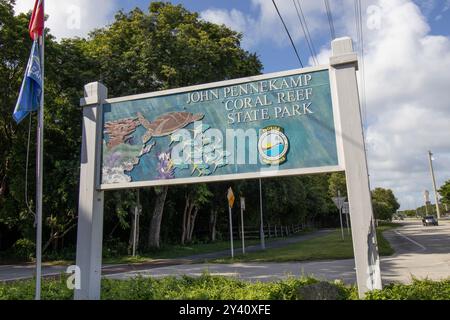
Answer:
[364,278,450,300]
[11,239,36,261]
[103,238,128,258]
[0,275,448,300]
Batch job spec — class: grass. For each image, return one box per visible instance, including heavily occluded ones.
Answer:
[374,221,401,256]
[210,223,400,263]
[102,236,297,265]
[1,274,449,300]
[0,237,286,266]
[0,223,398,266]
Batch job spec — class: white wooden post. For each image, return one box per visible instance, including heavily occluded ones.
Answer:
[74,82,107,300]
[329,37,382,297]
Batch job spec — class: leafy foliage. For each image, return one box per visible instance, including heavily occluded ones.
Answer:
[1,275,449,300]
[438,180,450,206]
[363,278,450,300]
[371,188,400,221]
[328,172,347,198]
[0,274,334,300]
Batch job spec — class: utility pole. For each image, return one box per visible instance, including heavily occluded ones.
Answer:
[240,197,246,254]
[338,190,344,240]
[428,151,441,219]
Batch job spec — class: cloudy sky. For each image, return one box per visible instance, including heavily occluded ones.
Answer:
[14,0,450,209]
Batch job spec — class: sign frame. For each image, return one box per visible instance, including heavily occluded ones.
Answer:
[97,65,345,191]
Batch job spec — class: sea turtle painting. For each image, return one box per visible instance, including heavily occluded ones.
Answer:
[137,111,204,144]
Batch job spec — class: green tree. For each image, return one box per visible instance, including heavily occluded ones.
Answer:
[328,172,347,197]
[371,188,400,221]
[438,180,450,205]
[0,0,97,252]
[180,184,213,245]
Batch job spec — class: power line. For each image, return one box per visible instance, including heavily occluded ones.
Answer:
[272,0,304,67]
[324,0,336,40]
[354,0,367,129]
[292,0,319,65]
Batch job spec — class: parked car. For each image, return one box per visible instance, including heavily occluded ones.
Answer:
[422,215,438,226]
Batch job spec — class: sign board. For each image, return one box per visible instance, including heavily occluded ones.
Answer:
[332,196,346,210]
[240,197,245,210]
[99,67,342,190]
[227,187,235,208]
[342,202,349,214]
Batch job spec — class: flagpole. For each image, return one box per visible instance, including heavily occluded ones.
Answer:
[35,0,44,301]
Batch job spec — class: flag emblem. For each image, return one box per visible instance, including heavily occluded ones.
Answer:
[13,41,42,124]
[29,0,44,40]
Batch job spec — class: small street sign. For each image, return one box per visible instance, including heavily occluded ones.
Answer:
[227,187,235,208]
[342,202,350,214]
[240,197,245,210]
[332,196,346,210]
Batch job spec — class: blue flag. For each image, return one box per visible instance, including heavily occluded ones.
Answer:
[13,40,42,124]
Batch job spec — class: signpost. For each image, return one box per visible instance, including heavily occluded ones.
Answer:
[227,187,235,258]
[342,201,350,235]
[259,179,265,250]
[75,37,381,299]
[332,191,346,240]
[132,189,140,257]
[240,197,246,254]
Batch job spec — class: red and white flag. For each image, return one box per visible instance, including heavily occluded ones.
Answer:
[29,0,44,40]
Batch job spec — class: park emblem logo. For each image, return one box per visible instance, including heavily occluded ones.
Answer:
[258,126,289,165]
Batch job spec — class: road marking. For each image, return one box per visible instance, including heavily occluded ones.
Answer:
[394,230,426,251]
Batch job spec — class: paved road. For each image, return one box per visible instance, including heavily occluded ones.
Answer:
[3,221,449,284]
[0,229,331,282]
[380,219,450,283]
[107,219,450,284]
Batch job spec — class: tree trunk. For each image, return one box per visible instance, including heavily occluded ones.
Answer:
[184,202,194,243]
[128,206,140,255]
[209,209,218,242]
[136,209,140,251]
[181,194,190,245]
[187,206,199,242]
[148,186,168,249]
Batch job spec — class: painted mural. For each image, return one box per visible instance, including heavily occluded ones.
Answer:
[101,69,339,186]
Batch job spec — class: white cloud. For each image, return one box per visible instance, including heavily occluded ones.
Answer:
[361,0,450,209]
[200,0,334,50]
[203,0,450,209]
[201,8,257,47]
[14,0,117,40]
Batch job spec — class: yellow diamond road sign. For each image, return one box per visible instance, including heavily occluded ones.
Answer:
[227,187,235,208]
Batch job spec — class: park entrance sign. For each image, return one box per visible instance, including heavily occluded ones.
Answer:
[75,37,382,300]
[100,67,341,189]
